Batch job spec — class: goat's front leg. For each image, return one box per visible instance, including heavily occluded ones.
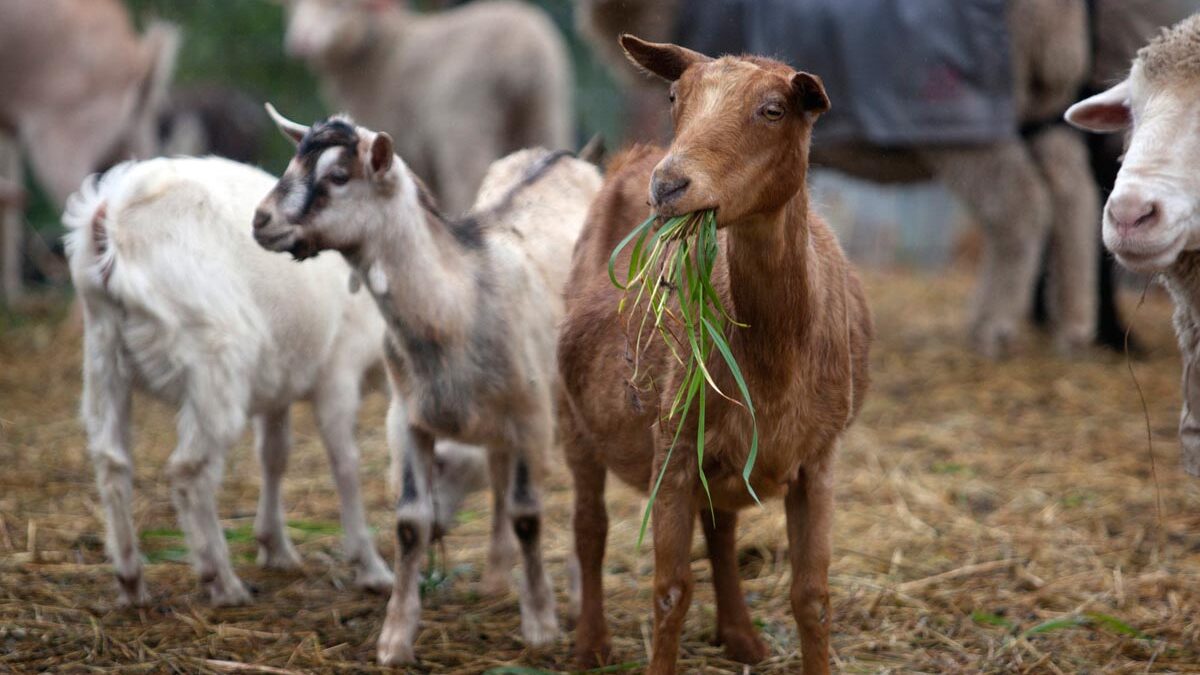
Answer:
[377,415,436,665]
[81,321,145,606]
[168,400,250,606]
[504,442,559,647]
[253,408,302,570]
[648,447,697,675]
[480,450,519,596]
[702,509,768,664]
[785,459,835,675]
[567,433,610,667]
[313,376,393,592]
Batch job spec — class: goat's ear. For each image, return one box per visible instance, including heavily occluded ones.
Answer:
[368,132,394,176]
[265,103,309,146]
[1065,79,1132,133]
[620,34,711,82]
[792,72,830,115]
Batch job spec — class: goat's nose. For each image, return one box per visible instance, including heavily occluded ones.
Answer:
[1106,193,1159,233]
[253,209,271,231]
[651,174,691,207]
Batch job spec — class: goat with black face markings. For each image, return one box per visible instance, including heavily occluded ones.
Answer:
[253,104,602,664]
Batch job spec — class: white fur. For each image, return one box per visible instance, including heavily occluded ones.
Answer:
[64,156,398,605]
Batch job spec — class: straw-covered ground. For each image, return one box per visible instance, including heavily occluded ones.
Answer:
[2,269,1198,674]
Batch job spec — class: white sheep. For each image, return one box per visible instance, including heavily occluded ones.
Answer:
[252,105,602,664]
[64,156,402,606]
[1066,14,1200,477]
[283,0,572,215]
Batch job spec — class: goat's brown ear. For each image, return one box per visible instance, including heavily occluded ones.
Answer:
[620,34,711,82]
[369,132,394,176]
[265,103,309,146]
[792,72,830,114]
[1065,79,1131,133]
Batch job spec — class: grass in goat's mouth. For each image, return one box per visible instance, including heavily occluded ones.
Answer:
[608,209,760,545]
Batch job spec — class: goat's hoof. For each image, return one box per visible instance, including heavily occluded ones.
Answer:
[256,541,303,571]
[718,628,770,664]
[574,642,613,669]
[521,610,560,648]
[353,559,395,594]
[206,579,253,606]
[377,628,416,665]
[1052,328,1094,358]
[480,568,513,597]
[115,576,150,608]
[970,320,1016,360]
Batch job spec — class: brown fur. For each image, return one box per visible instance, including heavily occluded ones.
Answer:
[558,37,871,674]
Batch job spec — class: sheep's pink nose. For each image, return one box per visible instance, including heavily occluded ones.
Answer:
[1106,193,1159,234]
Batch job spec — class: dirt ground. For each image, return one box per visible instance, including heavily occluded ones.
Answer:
[1,269,1198,674]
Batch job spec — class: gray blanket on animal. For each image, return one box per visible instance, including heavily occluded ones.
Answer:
[675,0,1015,145]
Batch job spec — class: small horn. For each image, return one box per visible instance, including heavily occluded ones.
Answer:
[265,102,309,146]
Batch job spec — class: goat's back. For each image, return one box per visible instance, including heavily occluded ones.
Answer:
[65,156,381,406]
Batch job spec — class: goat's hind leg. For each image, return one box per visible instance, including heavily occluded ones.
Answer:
[81,320,146,606]
[168,392,251,606]
[253,408,302,570]
[377,415,435,665]
[504,445,559,647]
[314,376,393,592]
[480,450,519,596]
[702,509,768,664]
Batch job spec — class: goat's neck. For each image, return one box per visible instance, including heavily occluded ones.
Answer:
[350,170,478,345]
[723,189,816,371]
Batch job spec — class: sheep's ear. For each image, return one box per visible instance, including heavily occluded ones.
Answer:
[265,102,309,146]
[792,72,830,114]
[1065,79,1132,133]
[620,34,711,82]
[368,132,394,176]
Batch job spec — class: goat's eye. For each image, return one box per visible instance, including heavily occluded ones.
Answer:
[762,104,785,121]
[328,171,350,186]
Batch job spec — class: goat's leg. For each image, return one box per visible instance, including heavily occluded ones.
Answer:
[480,450,519,596]
[505,441,559,648]
[252,408,302,570]
[701,509,768,664]
[169,389,250,605]
[377,408,435,665]
[1030,127,1100,355]
[313,377,393,592]
[920,142,1052,358]
[568,439,611,667]
[785,460,835,675]
[647,449,697,675]
[81,319,145,606]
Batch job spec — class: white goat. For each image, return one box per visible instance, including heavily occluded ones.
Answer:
[1066,13,1200,477]
[252,105,601,664]
[283,0,572,215]
[64,156,400,606]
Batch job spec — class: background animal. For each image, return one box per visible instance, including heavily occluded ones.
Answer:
[577,0,1098,358]
[0,0,178,304]
[558,36,871,674]
[252,107,602,663]
[282,0,573,215]
[1066,14,1200,477]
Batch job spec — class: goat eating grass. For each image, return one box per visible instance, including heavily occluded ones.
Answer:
[557,36,873,674]
[253,105,602,664]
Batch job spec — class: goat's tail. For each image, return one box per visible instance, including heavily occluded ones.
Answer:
[63,162,137,290]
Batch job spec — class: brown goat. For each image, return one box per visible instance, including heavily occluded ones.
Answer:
[558,36,872,674]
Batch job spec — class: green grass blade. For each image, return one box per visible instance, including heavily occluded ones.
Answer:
[608,215,656,290]
[702,315,761,505]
